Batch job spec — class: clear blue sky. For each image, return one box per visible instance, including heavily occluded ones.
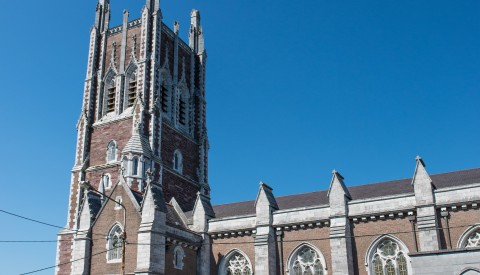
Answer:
[0,0,479,273]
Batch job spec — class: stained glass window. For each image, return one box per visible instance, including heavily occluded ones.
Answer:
[466,230,480,248]
[224,252,252,275]
[288,245,325,275]
[108,225,123,261]
[370,238,409,275]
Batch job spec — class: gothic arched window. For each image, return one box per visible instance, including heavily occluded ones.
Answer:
[132,157,139,176]
[287,244,327,275]
[177,86,190,128]
[366,236,411,275]
[107,141,117,163]
[160,70,172,116]
[102,174,112,189]
[458,224,480,248]
[173,245,185,270]
[107,224,123,262]
[105,75,117,114]
[219,250,253,275]
[173,150,183,174]
[125,67,137,109]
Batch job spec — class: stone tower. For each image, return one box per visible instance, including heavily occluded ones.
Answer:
[56,0,209,273]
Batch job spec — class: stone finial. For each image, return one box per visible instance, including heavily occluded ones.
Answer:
[191,9,201,27]
[174,21,180,34]
[192,192,215,232]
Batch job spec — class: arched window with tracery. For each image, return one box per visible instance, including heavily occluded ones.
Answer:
[458,224,480,248]
[107,224,123,262]
[366,236,411,275]
[287,244,327,275]
[219,250,253,275]
[106,141,117,163]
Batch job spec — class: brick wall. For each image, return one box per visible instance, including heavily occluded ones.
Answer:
[90,184,141,275]
[89,118,133,167]
[56,234,74,275]
[352,218,415,275]
[211,235,256,274]
[443,208,480,248]
[165,245,198,275]
[281,227,332,274]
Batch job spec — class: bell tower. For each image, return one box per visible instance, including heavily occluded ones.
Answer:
[56,0,209,273]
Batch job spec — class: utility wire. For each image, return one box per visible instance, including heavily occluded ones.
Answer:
[0,238,105,243]
[19,247,116,275]
[16,222,478,273]
[0,209,108,237]
[130,222,477,246]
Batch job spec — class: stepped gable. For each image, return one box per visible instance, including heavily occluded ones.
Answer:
[210,167,480,219]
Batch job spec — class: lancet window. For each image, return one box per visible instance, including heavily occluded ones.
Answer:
[107,224,123,261]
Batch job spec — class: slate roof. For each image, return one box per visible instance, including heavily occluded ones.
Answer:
[149,184,167,212]
[122,131,153,157]
[86,191,103,220]
[211,167,480,219]
[166,204,187,229]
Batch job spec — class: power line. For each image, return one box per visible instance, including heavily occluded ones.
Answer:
[0,238,105,243]
[0,209,107,237]
[19,247,116,275]
[130,222,477,246]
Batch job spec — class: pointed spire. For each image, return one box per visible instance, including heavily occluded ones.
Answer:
[412,156,433,186]
[142,173,167,214]
[328,170,351,199]
[189,9,205,54]
[255,182,279,210]
[412,156,435,205]
[192,191,215,232]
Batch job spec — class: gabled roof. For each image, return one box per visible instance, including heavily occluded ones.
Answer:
[210,167,480,219]
[166,204,187,229]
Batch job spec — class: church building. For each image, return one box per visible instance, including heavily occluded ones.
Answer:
[56,1,480,274]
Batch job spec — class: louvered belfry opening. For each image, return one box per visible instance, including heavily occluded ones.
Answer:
[161,85,168,112]
[179,98,186,125]
[127,76,137,107]
[107,85,116,113]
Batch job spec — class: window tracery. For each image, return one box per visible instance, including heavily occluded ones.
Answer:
[466,230,480,248]
[224,252,252,275]
[288,245,326,275]
[368,238,410,275]
[107,224,123,261]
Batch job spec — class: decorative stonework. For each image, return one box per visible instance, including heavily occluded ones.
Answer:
[287,245,326,275]
[220,251,253,275]
[352,211,415,223]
